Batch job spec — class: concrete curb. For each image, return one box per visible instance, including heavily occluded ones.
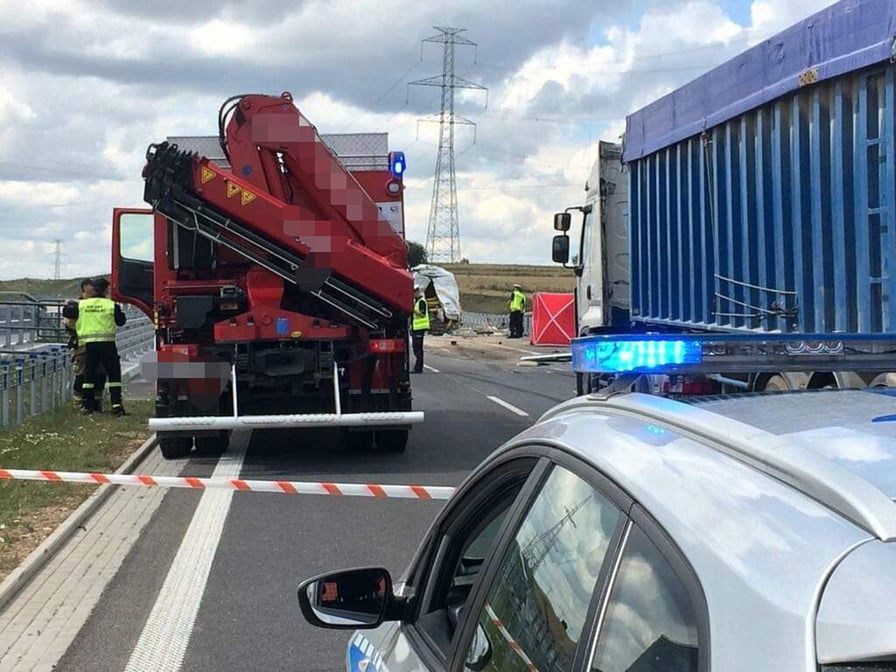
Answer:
[0,433,159,612]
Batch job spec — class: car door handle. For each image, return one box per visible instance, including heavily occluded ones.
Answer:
[587,285,592,300]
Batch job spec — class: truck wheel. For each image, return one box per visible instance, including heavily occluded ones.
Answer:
[343,430,375,452]
[159,436,192,460]
[195,431,230,455]
[376,429,408,454]
[759,372,809,392]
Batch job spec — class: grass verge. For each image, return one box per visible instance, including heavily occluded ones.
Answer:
[0,400,153,579]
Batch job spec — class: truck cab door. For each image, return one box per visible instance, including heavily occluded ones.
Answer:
[578,206,604,333]
[112,208,154,317]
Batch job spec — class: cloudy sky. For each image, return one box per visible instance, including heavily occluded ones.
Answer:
[0,0,835,279]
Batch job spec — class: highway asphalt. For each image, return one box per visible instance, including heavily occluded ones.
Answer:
[57,342,576,672]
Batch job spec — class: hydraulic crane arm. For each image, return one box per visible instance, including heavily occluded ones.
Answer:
[219,93,407,267]
[143,93,412,328]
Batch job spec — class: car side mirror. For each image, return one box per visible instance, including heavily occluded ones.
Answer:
[464,622,493,671]
[553,212,571,231]
[297,567,399,630]
[552,234,570,264]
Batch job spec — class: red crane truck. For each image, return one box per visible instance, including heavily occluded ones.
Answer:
[111,92,422,459]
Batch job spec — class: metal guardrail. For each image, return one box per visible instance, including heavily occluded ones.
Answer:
[0,347,74,427]
[0,298,154,427]
[116,306,154,362]
[460,311,532,336]
[0,293,65,347]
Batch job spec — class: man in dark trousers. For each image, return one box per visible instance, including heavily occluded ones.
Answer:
[64,279,106,411]
[411,284,430,374]
[63,277,127,415]
[508,283,526,338]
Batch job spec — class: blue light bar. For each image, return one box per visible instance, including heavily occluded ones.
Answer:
[572,338,702,373]
[571,333,896,375]
[389,151,406,179]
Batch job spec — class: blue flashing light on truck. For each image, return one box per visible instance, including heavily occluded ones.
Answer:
[553,0,896,396]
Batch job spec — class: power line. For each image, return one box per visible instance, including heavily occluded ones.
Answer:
[330,59,424,134]
[409,27,487,263]
[472,39,742,75]
[0,160,117,180]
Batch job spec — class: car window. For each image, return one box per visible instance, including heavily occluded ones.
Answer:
[463,465,623,671]
[591,525,699,672]
[443,493,518,618]
[414,461,536,660]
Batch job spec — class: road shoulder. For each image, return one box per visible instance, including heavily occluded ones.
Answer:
[0,446,187,671]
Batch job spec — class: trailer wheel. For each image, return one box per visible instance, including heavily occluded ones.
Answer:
[343,430,375,452]
[376,429,408,454]
[870,373,896,388]
[195,431,230,455]
[159,436,192,460]
[757,372,809,392]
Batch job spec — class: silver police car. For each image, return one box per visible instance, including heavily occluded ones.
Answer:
[298,388,896,671]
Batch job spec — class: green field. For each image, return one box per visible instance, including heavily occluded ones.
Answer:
[441,263,575,313]
[0,278,99,300]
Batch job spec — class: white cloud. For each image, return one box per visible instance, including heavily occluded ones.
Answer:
[190,19,256,56]
[748,0,835,38]
[0,0,841,281]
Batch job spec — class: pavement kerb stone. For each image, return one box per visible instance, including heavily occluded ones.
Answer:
[0,433,159,612]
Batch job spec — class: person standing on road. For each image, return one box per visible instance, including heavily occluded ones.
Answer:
[63,277,128,415]
[508,283,527,339]
[411,284,430,374]
[64,279,107,412]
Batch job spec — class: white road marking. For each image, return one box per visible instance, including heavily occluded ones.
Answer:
[423,364,440,373]
[124,432,249,672]
[487,395,530,417]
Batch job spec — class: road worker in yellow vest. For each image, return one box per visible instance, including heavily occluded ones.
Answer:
[64,278,107,411]
[62,277,127,415]
[508,283,526,339]
[411,284,430,374]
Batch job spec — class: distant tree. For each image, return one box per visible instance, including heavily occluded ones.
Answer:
[407,241,428,268]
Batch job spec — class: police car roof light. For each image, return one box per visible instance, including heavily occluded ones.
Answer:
[571,333,896,375]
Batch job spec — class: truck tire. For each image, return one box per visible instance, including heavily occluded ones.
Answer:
[758,372,809,392]
[159,436,192,460]
[870,373,896,388]
[195,431,230,455]
[376,429,408,454]
[343,430,375,452]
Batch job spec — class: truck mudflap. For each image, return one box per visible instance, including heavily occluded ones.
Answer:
[149,411,423,432]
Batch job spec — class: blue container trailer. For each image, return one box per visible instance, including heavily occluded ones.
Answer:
[552,0,896,392]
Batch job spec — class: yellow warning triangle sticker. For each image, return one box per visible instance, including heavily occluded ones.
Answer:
[241,190,257,206]
[226,181,241,198]
[200,166,216,184]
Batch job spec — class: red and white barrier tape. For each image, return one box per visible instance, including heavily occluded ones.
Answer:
[0,468,455,500]
[484,603,539,672]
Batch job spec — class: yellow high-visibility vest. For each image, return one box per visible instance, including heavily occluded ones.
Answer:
[412,297,430,331]
[76,298,117,344]
[509,290,526,312]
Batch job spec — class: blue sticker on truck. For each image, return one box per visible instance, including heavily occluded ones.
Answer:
[347,633,390,672]
[276,317,288,336]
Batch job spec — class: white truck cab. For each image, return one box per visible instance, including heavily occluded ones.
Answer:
[573,141,629,336]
